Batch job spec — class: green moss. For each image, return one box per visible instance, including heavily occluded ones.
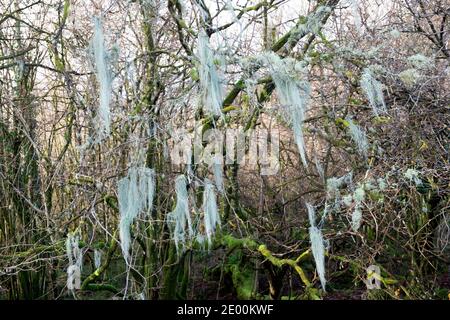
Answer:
[229,263,255,299]
[223,248,256,299]
[372,116,391,124]
[221,234,258,251]
[349,97,362,105]
[335,117,350,128]
[368,190,384,202]
[62,0,70,21]
[190,68,199,81]
[258,245,311,287]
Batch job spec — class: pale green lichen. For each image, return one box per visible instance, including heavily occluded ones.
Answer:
[342,194,353,207]
[399,68,421,87]
[389,29,401,38]
[364,180,376,191]
[377,178,387,190]
[258,52,311,167]
[306,203,327,291]
[361,68,386,116]
[404,168,422,186]
[407,54,433,70]
[326,173,353,198]
[353,187,366,203]
[346,117,369,158]
[351,207,362,232]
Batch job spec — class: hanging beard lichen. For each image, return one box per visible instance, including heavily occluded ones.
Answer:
[118,167,156,263]
[212,162,224,194]
[360,68,386,116]
[197,29,224,117]
[91,16,112,141]
[259,52,311,167]
[202,179,221,246]
[346,117,369,158]
[66,232,82,291]
[306,203,327,291]
[166,175,193,253]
